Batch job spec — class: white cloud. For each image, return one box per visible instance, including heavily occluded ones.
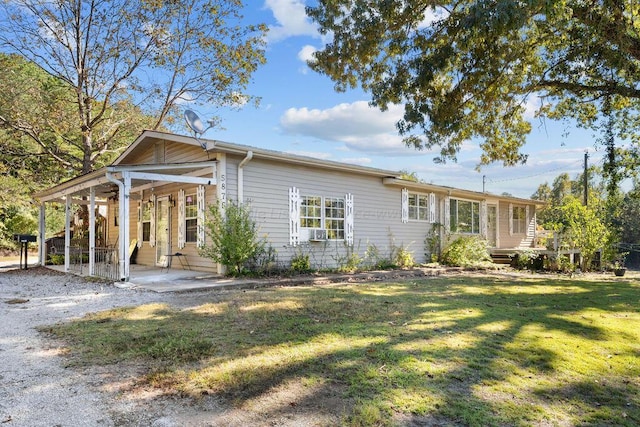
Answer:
[417,6,449,29]
[297,44,317,63]
[175,91,194,105]
[297,44,317,74]
[264,0,318,43]
[280,101,423,153]
[522,95,541,120]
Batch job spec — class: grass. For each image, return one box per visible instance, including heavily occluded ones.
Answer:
[40,273,640,426]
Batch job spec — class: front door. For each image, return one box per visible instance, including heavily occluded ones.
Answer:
[156,197,171,266]
[487,205,497,247]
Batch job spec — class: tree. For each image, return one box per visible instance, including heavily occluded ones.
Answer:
[554,197,610,272]
[619,182,640,266]
[399,169,422,182]
[0,0,266,174]
[307,1,640,168]
[0,53,150,248]
[531,182,551,202]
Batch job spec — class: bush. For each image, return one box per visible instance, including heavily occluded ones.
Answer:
[363,243,394,269]
[245,244,280,276]
[441,236,491,267]
[393,245,415,268]
[199,202,265,276]
[49,254,65,265]
[424,222,445,263]
[290,252,311,273]
[512,248,543,270]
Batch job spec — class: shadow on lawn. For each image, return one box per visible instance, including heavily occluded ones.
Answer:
[48,275,640,425]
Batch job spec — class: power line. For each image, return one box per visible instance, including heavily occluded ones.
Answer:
[487,160,583,184]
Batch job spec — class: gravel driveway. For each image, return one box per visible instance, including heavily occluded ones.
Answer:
[0,267,186,426]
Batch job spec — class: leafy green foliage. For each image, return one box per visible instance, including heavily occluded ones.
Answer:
[307,1,640,168]
[424,222,445,263]
[545,197,610,271]
[200,202,266,276]
[441,236,491,267]
[392,244,415,268]
[290,251,312,273]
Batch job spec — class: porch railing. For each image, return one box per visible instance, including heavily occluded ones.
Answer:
[93,247,120,281]
[68,244,119,281]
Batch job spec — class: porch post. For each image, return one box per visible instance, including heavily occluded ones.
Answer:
[89,187,96,276]
[216,153,227,275]
[121,171,131,281]
[38,203,46,266]
[64,195,71,272]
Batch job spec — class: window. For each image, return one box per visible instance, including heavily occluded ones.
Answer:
[450,199,480,234]
[512,206,526,234]
[185,193,198,242]
[142,202,152,241]
[325,197,345,240]
[301,196,322,228]
[300,195,345,240]
[408,193,429,221]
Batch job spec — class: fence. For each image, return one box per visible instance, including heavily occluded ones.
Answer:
[67,242,119,281]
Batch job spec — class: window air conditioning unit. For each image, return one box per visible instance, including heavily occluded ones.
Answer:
[309,229,327,241]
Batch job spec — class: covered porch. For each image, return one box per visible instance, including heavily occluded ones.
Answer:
[35,161,219,282]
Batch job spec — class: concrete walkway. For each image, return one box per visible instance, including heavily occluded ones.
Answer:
[44,263,453,293]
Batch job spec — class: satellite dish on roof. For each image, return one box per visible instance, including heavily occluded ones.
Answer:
[185,109,205,134]
[184,109,215,150]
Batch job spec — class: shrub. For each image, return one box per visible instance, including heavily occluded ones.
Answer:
[393,245,415,268]
[48,254,65,265]
[441,236,491,267]
[332,242,362,272]
[245,244,280,276]
[424,222,445,263]
[199,202,265,276]
[512,248,543,270]
[290,252,311,273]
[363,243,394,269]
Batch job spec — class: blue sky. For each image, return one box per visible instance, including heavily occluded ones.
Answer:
[188,0,609,199]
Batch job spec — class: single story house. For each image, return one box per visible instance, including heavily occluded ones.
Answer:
[35,130,544,281]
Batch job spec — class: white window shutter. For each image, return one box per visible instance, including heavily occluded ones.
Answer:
[289,187,300,246]
[480,200,487,238]
[177,189,185,249]
[444,196,450,232]
[137,200,142,248]
[197,185,206,248]
[401,188,409,223]
[509,203,514,236]
[149,194,156,247]
[526,205,531,236]
[429,193,436,223]
[345,193,354,246]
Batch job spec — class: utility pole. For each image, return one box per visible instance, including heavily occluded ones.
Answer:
[583,151,589,206]
[482,175,486,193]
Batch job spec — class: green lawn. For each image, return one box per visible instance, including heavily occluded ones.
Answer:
[42,273,640,426]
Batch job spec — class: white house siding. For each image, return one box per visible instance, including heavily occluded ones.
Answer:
[497,201,537,248]
[241,158,434,269]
